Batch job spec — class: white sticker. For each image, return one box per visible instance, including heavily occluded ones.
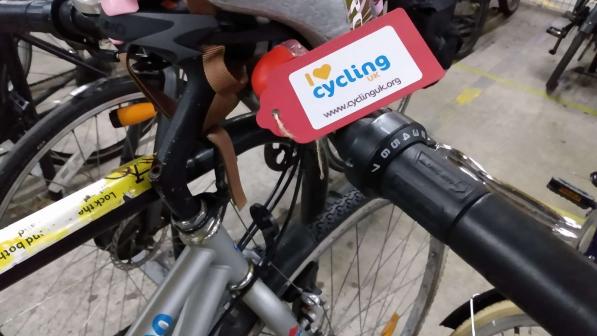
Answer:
[288,26,422,130]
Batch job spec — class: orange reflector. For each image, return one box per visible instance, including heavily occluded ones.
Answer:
[381,313,400,336]
[110,103,156,128]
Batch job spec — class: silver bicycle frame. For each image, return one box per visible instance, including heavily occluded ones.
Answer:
[126,227,303,336]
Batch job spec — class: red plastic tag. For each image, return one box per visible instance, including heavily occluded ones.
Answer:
[257,9,445,143]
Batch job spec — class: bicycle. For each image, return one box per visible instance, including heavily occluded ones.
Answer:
[0,2,443,335]
[545,0,597,93]
[0,1,596,336]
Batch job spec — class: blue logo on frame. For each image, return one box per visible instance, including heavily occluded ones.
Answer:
[144,314,173,336]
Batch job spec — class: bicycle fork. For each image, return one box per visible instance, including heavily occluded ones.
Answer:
[127,226,304,336]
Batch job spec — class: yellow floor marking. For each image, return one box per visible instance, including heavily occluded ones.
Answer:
[454,63,597,117]
[455,87,483,105]
[381,312,400,336]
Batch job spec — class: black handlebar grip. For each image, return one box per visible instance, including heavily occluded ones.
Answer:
[449,193,597,335]
[377,141,597,335]
[0,0,54,33]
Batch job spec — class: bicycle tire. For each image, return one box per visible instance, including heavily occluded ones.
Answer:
[450,300,543,336]
[239,187,445,336]
[498,0,520,16]
[546,31,588,94]
[454,0,490,59]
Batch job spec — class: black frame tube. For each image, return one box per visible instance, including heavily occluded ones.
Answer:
[152,59,215,220]
[17,33,108,77]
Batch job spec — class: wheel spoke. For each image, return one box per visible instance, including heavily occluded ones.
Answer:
[102,263,117,336]
[361,206,395,331]
[94,115,102,179]
[71,130,95,183]
[355,225,363,334]
[334,214,412,326]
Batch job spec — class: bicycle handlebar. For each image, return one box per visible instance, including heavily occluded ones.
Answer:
[0,0,102,40]
[331,112,597,336]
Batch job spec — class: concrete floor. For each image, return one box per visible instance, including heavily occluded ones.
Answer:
[412,3,597,335]
[1,2,596,335]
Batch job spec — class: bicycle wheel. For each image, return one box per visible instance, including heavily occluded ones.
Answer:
[546,31,589,93]
[454,0,490,59]
[0,76,167,335]
[450,300,546,336]
[236,186,445,336]
[0,77,154,226]
[297,188,445,335]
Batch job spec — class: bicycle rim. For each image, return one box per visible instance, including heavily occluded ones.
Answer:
[451,301,546,336]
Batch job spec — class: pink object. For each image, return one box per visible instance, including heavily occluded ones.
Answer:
[100,0,139,16]
[109,38,124,45]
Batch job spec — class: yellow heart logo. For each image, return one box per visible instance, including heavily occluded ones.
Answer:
[312,64,332,80]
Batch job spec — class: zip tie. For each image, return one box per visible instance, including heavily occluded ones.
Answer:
[272,109,295,140]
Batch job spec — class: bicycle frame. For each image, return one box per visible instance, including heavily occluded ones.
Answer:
[0,112,327,335]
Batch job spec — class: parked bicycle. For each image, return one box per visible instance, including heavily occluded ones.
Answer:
[545,0,597,93]
[0,1,596,336]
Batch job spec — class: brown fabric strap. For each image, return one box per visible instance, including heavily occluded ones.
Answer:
[187,0,218,15]
[201,45,248,131]
[200,46,248,207]
[122,1,249,207]
[202,45,247,94]
[207,126,247,208]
